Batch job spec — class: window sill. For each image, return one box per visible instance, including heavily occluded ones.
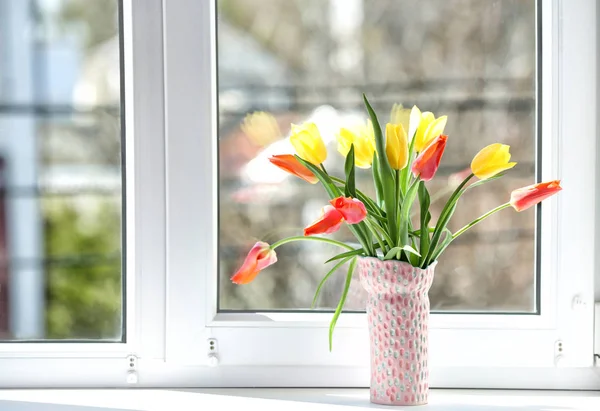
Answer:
[0,389,598,410]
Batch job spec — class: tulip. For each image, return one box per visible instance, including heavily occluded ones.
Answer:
[510,180,562,212]
[471,143,517,180]
[414,112,448,152]
[241,111,281,146]
[411,135,447,181]
[230,241,277,284]
[337,121,376,168]
[330,196,367,224]
[269,154,318,184]
[391,104,422,141]
[290,122,327,165]
[304,205,345,236]
[390,104,411,132]
[385,123,409,170]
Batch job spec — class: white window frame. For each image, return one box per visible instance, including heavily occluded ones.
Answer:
[0,0,597,389]
[162,0,599,389]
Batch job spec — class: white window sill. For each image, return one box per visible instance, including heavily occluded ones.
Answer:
[0,389,598,410]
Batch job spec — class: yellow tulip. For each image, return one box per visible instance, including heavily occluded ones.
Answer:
[290,122,327,165]
[390,104,422,141]
[337,121,376,169]
[390,104,411,131]
[414,112,448,152]
[385,123,408,170]
[470,143,517,180]
[241,111,281,146]
[408,105,422,141]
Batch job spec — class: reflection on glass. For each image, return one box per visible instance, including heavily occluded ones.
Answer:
[217,0,537,312]
[0,0,122,339]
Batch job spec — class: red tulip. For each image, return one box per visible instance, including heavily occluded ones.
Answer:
[269,154,318,184]
[231,241,277,284]
[330,196,367,224]
[304,205,345,236]
[411,135,447,181]
[510,180,562,212]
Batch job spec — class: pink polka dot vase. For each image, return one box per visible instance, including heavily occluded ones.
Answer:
[358,256,436,406]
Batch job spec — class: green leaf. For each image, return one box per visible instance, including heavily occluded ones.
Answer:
[311,256,354,309]
[422,174,473,267]
[363,94,398,245]
[398,179,420,250]
[429,228,453,263]
[424,200,458,267]
[329,257,357,351]
[372,152,384,207]
[399,134,417,196]
[325,248,367,264]
[384,245,421,261]
[418,181,432,266]
[295,156,341,199]
[401,244,421,257]
[344,145,356,198]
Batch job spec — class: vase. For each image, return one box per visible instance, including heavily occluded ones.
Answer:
[358,256,436,406]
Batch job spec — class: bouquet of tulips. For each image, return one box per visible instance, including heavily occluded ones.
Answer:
[232,95,562,347]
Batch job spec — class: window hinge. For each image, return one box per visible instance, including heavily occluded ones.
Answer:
[554,340,565,366]
[126,354,139,384]
[207,338,219,367]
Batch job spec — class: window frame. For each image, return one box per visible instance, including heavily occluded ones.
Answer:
[0,0,597,389]
[162,0,598,388]
[0,0,166,385]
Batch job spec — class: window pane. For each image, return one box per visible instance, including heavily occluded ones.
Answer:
[218,0,537,312]
[0,0,123,339]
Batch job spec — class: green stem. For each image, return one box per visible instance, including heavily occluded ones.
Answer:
[452,203,511,240]
[320,163,329,175]
[396,169,402,206]
[270,236,355,251]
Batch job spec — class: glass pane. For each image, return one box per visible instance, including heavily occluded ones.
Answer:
[0,0,123,339]
[218,0,537,312]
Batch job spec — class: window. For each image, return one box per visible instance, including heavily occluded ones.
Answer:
[0,0,597,389]
[0,0,122,340]
[217,0,539,313]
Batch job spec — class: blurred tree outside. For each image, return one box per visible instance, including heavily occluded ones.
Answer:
[40,0,122,339]
[44,199,121,339]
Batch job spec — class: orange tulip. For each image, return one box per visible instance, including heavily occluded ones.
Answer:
[510,180,562,212]
[330,196,367,224]
[411,135,447,181]
[269,154,318,184]
[304,205,345,236]
[231,241,277,284]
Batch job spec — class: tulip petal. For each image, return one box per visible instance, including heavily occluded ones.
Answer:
[269,154,318,184]
[408,105,421,141]
[231,241,277,284]
[336,124,376,169]
[385,123,408,170]
[290,122,327,165]
[414,112,435,152]
[330,196,368,224]
[471,143,517,180]
[510,180,562,212]
[412,135,447,181]
[304,206,345,236]
[422,115,447,149]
